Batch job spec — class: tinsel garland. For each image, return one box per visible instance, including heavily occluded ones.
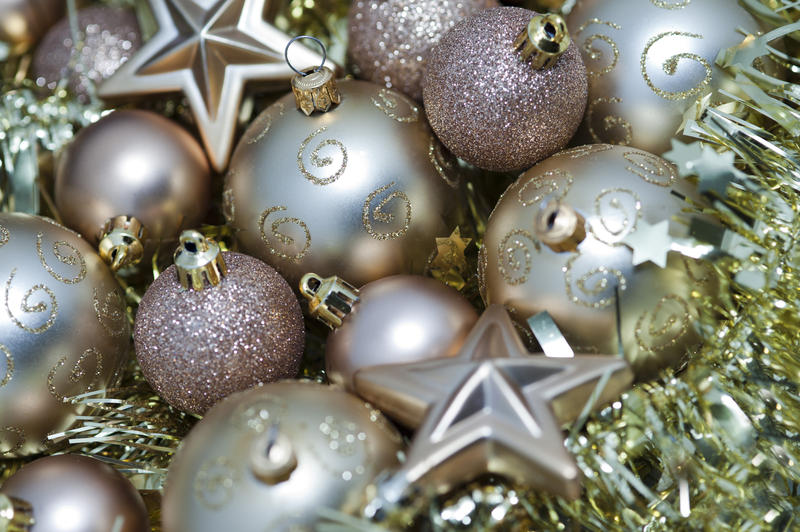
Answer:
[1,1,799,531]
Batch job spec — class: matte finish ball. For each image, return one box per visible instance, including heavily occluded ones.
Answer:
[162,381,404,532]
[0,0,63,57]
[55,110,210,253]
[1,454,149,532]
[0,213,129,456]
[326,275,478,389]
[134,252,305,414]
[423,7,588,172]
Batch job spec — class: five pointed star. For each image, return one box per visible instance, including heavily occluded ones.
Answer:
[621,219,673,268]
[354,305,632,499]
[663,139,704,177]
[99,0,327,171]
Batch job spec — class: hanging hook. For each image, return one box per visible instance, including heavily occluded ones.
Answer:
[284,35,327,76]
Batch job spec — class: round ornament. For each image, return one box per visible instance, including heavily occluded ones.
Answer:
[480,144,718,380]
[422,7,588,172]
[348,0,498,101]
[300,273,478,389]
[162,381,404,532]
[0,454,150,532]
[0,0,63,58]
[0,213,129,456]
[225,74,456,289]
[32,6,142,103]
[134,231,304,415]
[567,0,761,155]
[55,109,211,272]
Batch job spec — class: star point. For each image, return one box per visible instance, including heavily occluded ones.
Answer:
[622,219,673,268]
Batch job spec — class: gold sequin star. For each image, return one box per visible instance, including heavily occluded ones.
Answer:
[430,227,472,290]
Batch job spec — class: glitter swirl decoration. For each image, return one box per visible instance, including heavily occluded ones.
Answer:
[517,170,573,207]
[46,348,104,403]
[640,31,712,101]
[371,89,419,123]
[258,206,312,262]
[0,426,25,456]
[634,294,692,353]
[92,288,127,338]
[0,345,13,387]
[496,229,539,286]
[590,188,642,244]
[297,127,348,186]
[563,254,627,309]
[623,152,676,186]
[586,96,633,145]
[575,18,622,79]
[361,182,412,240]
[4,269,58,334]
[36,232,87,285]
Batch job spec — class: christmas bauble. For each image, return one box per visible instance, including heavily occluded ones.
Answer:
[134,232,304,415]
[300,273,478,389]
[567,0,760,155]
[0,454,150,532]
[423,7,587,172]
[0,0,63,58]
[480,144,718,380]
[55,110,211,271]
[162,381,404,532]
[225,78,456,289]
[348,0,498,101]
[33,6,142,103]
[0,213,129,456]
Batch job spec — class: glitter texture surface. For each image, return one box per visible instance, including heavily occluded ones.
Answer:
[348,0,497,101]
[32,6,141,103]
[422,7,588,172]
[134,253,305,415]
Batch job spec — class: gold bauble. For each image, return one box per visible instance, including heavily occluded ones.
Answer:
[567,0,761,155]
[162,381,404,532]
[480,145,718,380]
[0,213,129,456]
[225,79,456,289]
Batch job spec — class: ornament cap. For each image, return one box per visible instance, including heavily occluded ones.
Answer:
[299,273,360,329]
[533,198,586,252]
[173,230,228,291]
[97,215,146,272]
[513,13,570,70]
[0,493,34,532]
[291,66,341,115]
[249,424,297,484]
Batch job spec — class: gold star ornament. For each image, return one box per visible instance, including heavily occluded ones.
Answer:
[98,0,328,171]
[355,305,633,502]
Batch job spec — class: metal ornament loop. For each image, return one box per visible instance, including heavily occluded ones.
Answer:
[284,35,327,76]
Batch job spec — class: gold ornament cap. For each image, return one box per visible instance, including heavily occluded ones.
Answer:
[97,215,146,272]
[513,13,570,70]
[173,230,228,291]
[299,273,360,329]
[292,66,341,115]
[0,494,34,532]
[533,198,586,252]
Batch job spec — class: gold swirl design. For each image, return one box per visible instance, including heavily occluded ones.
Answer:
[651,0,690,8]
[371,88,419,123]
[5,269,57,334]
[93,288,127,337]
[0,426,24,455]
[497,229,539,286]
[556,144,613,160]
[591,188,642,245]
[362,182,412,240]
[0,226,8,246]
[194,456,240,510]
[635,294,692,352]
[259,206,311,262]
[47,348,104,402]
[682,256,715,285]
[428,137,459,188]
[564,254,627,308]
[517,169,573,207]
[247,102,285,145]
[222,187,235,225]
[640,31,711,101]
[587,97,633,145]
[576,19,622,78]
[0,344,13,387]
[623,151,676,186]
[36,232,87,285]
[297,127,348,186]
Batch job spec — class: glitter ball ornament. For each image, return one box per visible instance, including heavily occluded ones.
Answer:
[1,455,149,532]
[567,0,761,155]
[300,273,478,389]
[55,110,211,272]
[32,6,141,103]
[162,381,403,532]
[0,0,63,58]
[0,213,129,456]
[423,7,587,172]
[348,0,498,101]
[480,145,719,380]
[225,70,457,289]
[134,231,304,415]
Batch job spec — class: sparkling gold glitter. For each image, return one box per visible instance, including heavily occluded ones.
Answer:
[428,137,460,188]
[587,97,633,145]
[134,253,305,415]
[423,7,588,172]
[497,229,539,286]
[0,226,8,247]
[563,254,627,308]
[651,0,691,8]
[0,426,25,456]
[362,182,412,240]
[590,188,642,244]
[92,288,127,337]
[575,19,621,78]
[259,206,312,262]
[36,233,86,285]
[5,269,58,334]
[640,31,711,101]
[47,348,104,402]
[296,126,348,186]
[371,88,420,123]
[0,344,13,387]
[623,151,676,186]
[555,144,613,160]
[517,169,573,207]
[247,102,285,145]
[634,294,691,352]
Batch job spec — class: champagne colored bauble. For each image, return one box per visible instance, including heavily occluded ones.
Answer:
[301,274,478,389]
[348,0,498,101]
[0,0,63,58]
[1,455,149,532]
[55,110,211,271]
[33,6,142,103]
[423,7,588,172]
[567,0,761,155]
[134,245,305,415]
[480,145,718,380]
[162,381,404,532]
[225,79,455,289]
[0,213,129,456]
